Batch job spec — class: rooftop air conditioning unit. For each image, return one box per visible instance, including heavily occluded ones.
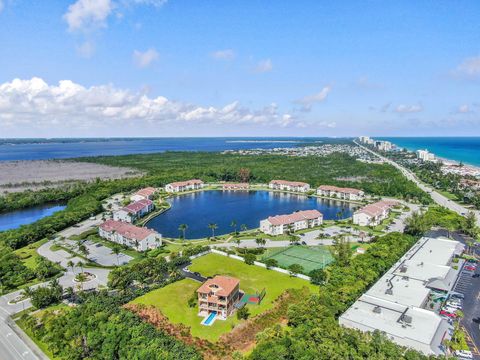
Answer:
[385,288,393,295]
[373,306,382,314]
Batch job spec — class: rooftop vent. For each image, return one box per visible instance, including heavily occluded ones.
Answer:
[402,315,413,324]
[385,288,393,295]
[400,265,408,273]
[373,306,382,314]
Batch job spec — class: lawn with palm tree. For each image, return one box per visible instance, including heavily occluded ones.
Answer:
[130,253,316,341]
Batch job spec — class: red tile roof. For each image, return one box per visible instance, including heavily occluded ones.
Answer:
[270,180,310,187]
[355,200,397,217]
[99,220,157,240]
[267,209,323,226]
[317,185,363,195]
[197,276,240,297]
[168,179,204,188]
[123,199,153,214]
[135,187,156,197]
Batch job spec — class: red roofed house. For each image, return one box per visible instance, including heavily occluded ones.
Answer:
[197,275,241,320]
[260,209,323,235]
[130,187,157,202]
[222,183,250,191]
[353,200,398,226]
[317,185,365,201]
[269,180,310,193]
[99,220,162,251]
[165,179,204,193]
[113,199,154,223]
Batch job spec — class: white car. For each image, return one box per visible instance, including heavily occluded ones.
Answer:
[443,306,460,313]
[446,302,462,309]
[454,350,473,359]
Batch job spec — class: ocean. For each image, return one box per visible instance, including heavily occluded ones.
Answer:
[380,137,480,167]
[0,137,333,161]
[0,137,478,166]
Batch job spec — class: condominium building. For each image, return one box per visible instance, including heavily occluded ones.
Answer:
[222,183,250,191]
[113,199,154,223]
[165,179,204,193]
[268,180,310,193]
[339,236,464,355]
[352,200,397,226]
[98,219,162,251]
[317,185,365,201]
[197,276,241,319]
[260,209,323,235]
[130,187,157,202]
[416,149,436,162]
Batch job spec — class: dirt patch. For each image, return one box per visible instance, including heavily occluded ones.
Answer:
[0,160,142,193]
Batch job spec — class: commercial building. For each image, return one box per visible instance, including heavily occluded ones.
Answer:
[317,185,365,201]
[130,187,157,202]
[222,183,250,191]
[268,180,310,193]
[98,219,162,251]
[416,149,436,162]
[375,140,393,151]
[339,236,464,356]
[165,179,204,193]
[352,200,397,227]
[113,199,154,223]
[197,275,241,319]
[260,209,323,235]
[359,136,374,145]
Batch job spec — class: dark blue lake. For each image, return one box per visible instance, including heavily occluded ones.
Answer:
[0,204,66,232]
[146,190,356,239]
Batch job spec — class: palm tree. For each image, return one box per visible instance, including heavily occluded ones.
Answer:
[78,244,89,259]
[134,239,140,251]
[240,224,248,233]
[76,261,85,275]
[208,223,218,238]
[67,260,75,274]
[178,224,188,240]
[111,245,122,266]
[230,220,237,234]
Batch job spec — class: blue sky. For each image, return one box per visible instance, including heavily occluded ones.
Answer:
[0,0,479,137]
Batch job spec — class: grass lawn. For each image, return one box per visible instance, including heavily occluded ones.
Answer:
[131,253,316,341]
[14,238,49,270]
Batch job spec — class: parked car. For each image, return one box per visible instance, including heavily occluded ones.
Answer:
[473,274,480,278]
[440,310,457,318]
[454,349,473,359]
[451,292,465,299]
[464,265,477,271]
[445,304,462,311]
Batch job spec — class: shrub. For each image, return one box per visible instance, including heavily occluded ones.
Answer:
[244,253,256,265]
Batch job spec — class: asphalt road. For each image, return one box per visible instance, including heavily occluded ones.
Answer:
[355,141,480,226]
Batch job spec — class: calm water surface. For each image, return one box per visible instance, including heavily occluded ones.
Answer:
[0,204,66,231]
[146,190,356,239]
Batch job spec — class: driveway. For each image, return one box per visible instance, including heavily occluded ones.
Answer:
[63,239,133,266]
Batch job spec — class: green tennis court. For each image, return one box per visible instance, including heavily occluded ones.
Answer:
[262,246,334,273]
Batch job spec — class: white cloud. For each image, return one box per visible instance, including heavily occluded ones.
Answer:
[0,78,295,134]
[133,48,159,68]
[394,104,423,114]
[454,55,480,79]
[76,41,95,58]
[211,49,236,61]
[254,59,273,73]
[295,86,331,111]
[0,1,4,13]
[64,0,113,32]
[457,104,473,114]
[63,0,166,33]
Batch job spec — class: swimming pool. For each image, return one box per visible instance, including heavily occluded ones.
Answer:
[202,311,217,326]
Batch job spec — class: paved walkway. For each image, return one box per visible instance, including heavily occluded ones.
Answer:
[356,140,480,226]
